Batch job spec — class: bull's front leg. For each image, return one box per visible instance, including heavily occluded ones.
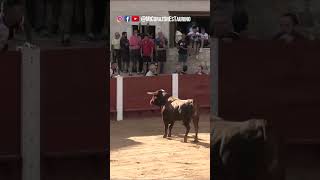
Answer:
[163,122,169,138]
[183,121,191,143]
[168,121,175,137]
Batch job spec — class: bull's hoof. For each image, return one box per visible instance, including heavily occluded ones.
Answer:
[184,137,188,143]
[168,134,171,137]
[193,139,199,143]
[163,135,167,138]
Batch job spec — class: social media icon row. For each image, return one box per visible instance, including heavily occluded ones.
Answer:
[116,16,140,23]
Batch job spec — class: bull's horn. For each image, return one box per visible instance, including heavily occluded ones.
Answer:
[147,92,154,95]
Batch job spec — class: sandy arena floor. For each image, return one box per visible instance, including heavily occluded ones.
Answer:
[110,113,210,180]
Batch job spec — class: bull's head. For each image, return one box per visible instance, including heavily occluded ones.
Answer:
[147,89,169,107]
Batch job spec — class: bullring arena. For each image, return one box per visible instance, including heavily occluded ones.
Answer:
[110,75,210,180]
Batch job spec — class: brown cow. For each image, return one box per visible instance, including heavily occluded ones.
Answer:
[147,89,199,143]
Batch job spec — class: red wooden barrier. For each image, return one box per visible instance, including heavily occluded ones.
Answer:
[179,74,210,108]
[110,74,210,113]
[123,75,172,111]
[0,51,21,180]
[219,40,320,144]
[110,78,116,112]
[41,48,107,179]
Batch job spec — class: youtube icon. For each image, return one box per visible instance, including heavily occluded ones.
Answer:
[131,16,140,22]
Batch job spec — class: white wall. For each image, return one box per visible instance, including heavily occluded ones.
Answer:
[110,0,210,41]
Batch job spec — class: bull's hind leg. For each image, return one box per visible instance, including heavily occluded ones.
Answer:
[192,117,199,142]
[168,121,175,137]
[163,123,169,138]
[183,122,191,143]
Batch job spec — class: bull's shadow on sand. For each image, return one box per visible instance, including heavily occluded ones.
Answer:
[110,111,210,151]
[172,134,210,148]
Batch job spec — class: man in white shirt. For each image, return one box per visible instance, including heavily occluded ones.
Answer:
[200,27,209,52]
[111,32,121,71]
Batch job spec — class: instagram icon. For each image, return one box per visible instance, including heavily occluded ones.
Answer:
[116,16,123,22]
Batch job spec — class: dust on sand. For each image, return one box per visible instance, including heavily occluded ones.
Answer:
[110,113,210,180]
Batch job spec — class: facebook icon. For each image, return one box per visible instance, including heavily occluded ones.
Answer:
[124,16,131,22]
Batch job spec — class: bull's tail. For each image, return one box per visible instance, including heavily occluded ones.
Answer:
[192,99,199,142]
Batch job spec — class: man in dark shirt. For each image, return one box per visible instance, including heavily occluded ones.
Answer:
[177,34,188,66]
[120,32,130,73]
[273,13,306,43]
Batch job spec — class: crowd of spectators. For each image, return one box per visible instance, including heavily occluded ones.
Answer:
[110,24,210,78]
[213,11,309,43]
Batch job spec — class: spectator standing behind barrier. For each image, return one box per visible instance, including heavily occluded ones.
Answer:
[110,62,120,78]
[212,12,240,43]
[60,0,95,45]
[112,32,121,71]
[175,27,182,45]
[141,34,154,75]
[120,32,130,73]
[145,63,157,77]
[273,13,306,43]
[195,65,206,75]
[177,34,188,67]
[187,25,201,58]
[129,29,141,76]
[155,31,168,74]
[200,27,209,51]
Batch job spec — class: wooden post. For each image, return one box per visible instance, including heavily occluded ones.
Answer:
[21,47,40,180]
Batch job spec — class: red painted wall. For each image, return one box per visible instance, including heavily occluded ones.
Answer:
[0,51,21,180]
[219,40,320,144]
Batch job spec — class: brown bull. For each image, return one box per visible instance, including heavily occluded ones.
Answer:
[147,89,199,143]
